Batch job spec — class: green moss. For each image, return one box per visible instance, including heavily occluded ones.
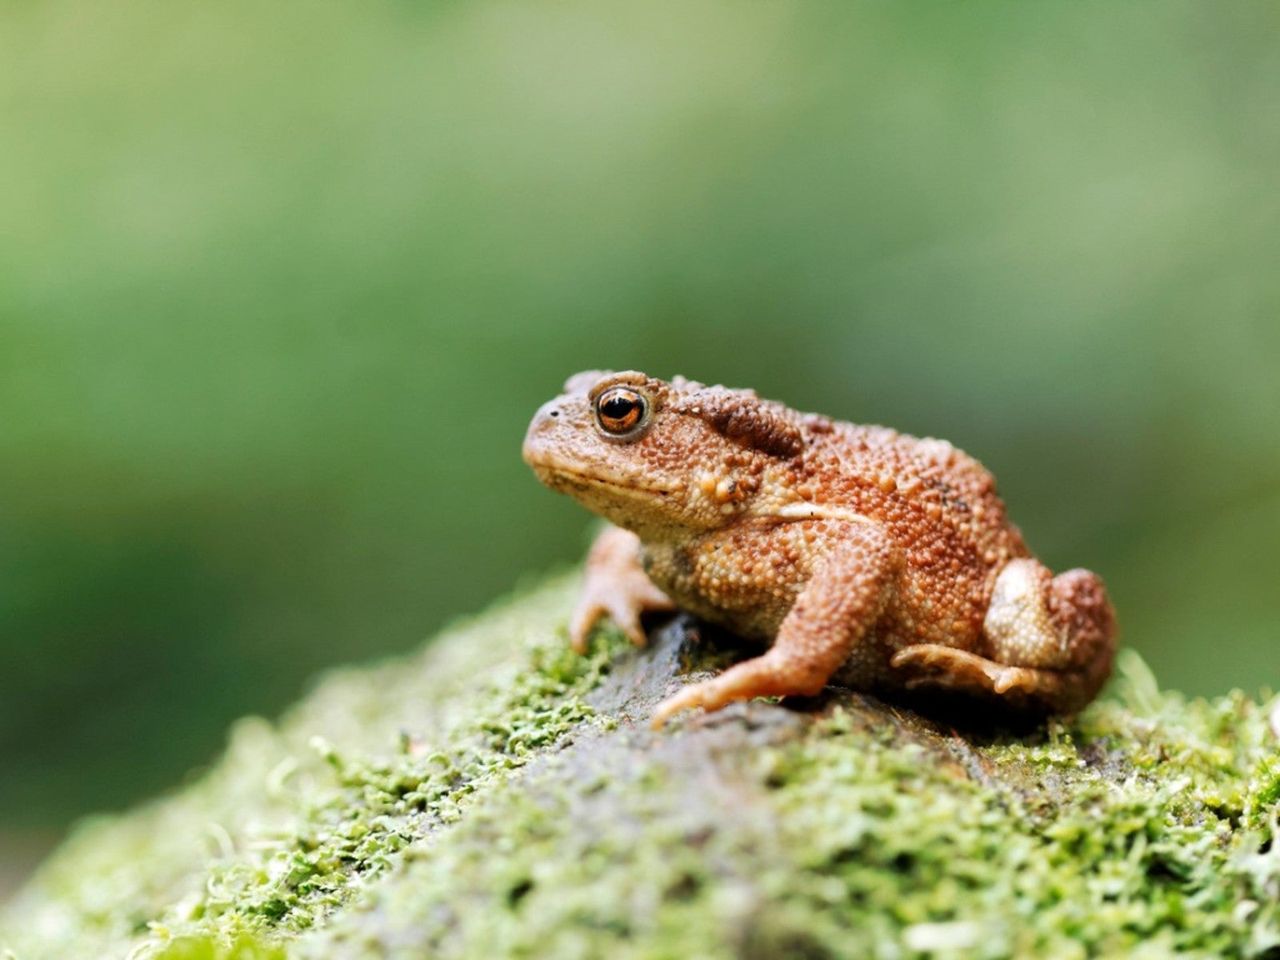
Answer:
[1,576,617,959]
[4,577,1279,959]
[292,652,1280,960]
[152,935,287,960]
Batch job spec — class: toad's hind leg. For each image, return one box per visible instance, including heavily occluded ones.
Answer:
[891,559,1116,714]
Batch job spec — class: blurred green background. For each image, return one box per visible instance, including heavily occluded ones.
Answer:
[2,0,1277,891]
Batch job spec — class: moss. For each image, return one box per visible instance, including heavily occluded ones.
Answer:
[152,936,287,960]
[3,575,1279,959]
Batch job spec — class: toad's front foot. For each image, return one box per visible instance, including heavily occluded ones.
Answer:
[650,652,822,729]
[571,526,675,653]
[650,683,716,730]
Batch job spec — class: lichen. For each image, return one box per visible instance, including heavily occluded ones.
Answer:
[3,575,1278,959]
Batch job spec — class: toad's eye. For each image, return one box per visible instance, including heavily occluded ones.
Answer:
[595,386,649,438]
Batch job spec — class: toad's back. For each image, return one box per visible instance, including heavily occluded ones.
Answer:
[800,420,1028,576]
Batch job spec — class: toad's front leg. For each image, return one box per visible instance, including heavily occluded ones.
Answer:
[651,524,902,728]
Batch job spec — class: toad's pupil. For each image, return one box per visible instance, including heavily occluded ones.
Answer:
[603,397,636,418]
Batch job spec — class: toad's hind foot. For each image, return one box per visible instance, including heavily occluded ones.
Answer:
[890,640,1107,715]
[893,559,1117,714]
[892,645,1053,697]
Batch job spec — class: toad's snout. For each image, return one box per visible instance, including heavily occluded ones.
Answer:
[522,399,569,467]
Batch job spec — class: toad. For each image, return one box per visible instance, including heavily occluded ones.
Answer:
[523,371,1116,728]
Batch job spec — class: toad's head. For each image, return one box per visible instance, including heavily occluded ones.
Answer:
[523,370,806,540]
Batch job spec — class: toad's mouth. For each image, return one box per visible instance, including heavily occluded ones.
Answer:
[527,457,681,499]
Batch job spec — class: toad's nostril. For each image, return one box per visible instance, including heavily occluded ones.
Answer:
[550,410,559,418]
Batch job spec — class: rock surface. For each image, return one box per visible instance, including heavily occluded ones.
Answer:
[3,575,1279,959]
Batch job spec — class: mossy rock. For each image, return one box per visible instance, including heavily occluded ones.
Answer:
[4,575,1280,959]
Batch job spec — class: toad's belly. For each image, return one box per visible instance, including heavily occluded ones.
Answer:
[661,580,798,642]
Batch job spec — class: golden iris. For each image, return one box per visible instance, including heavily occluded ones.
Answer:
[595,387,647,436]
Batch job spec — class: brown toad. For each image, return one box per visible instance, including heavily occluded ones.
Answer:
[523,371,1116,728]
